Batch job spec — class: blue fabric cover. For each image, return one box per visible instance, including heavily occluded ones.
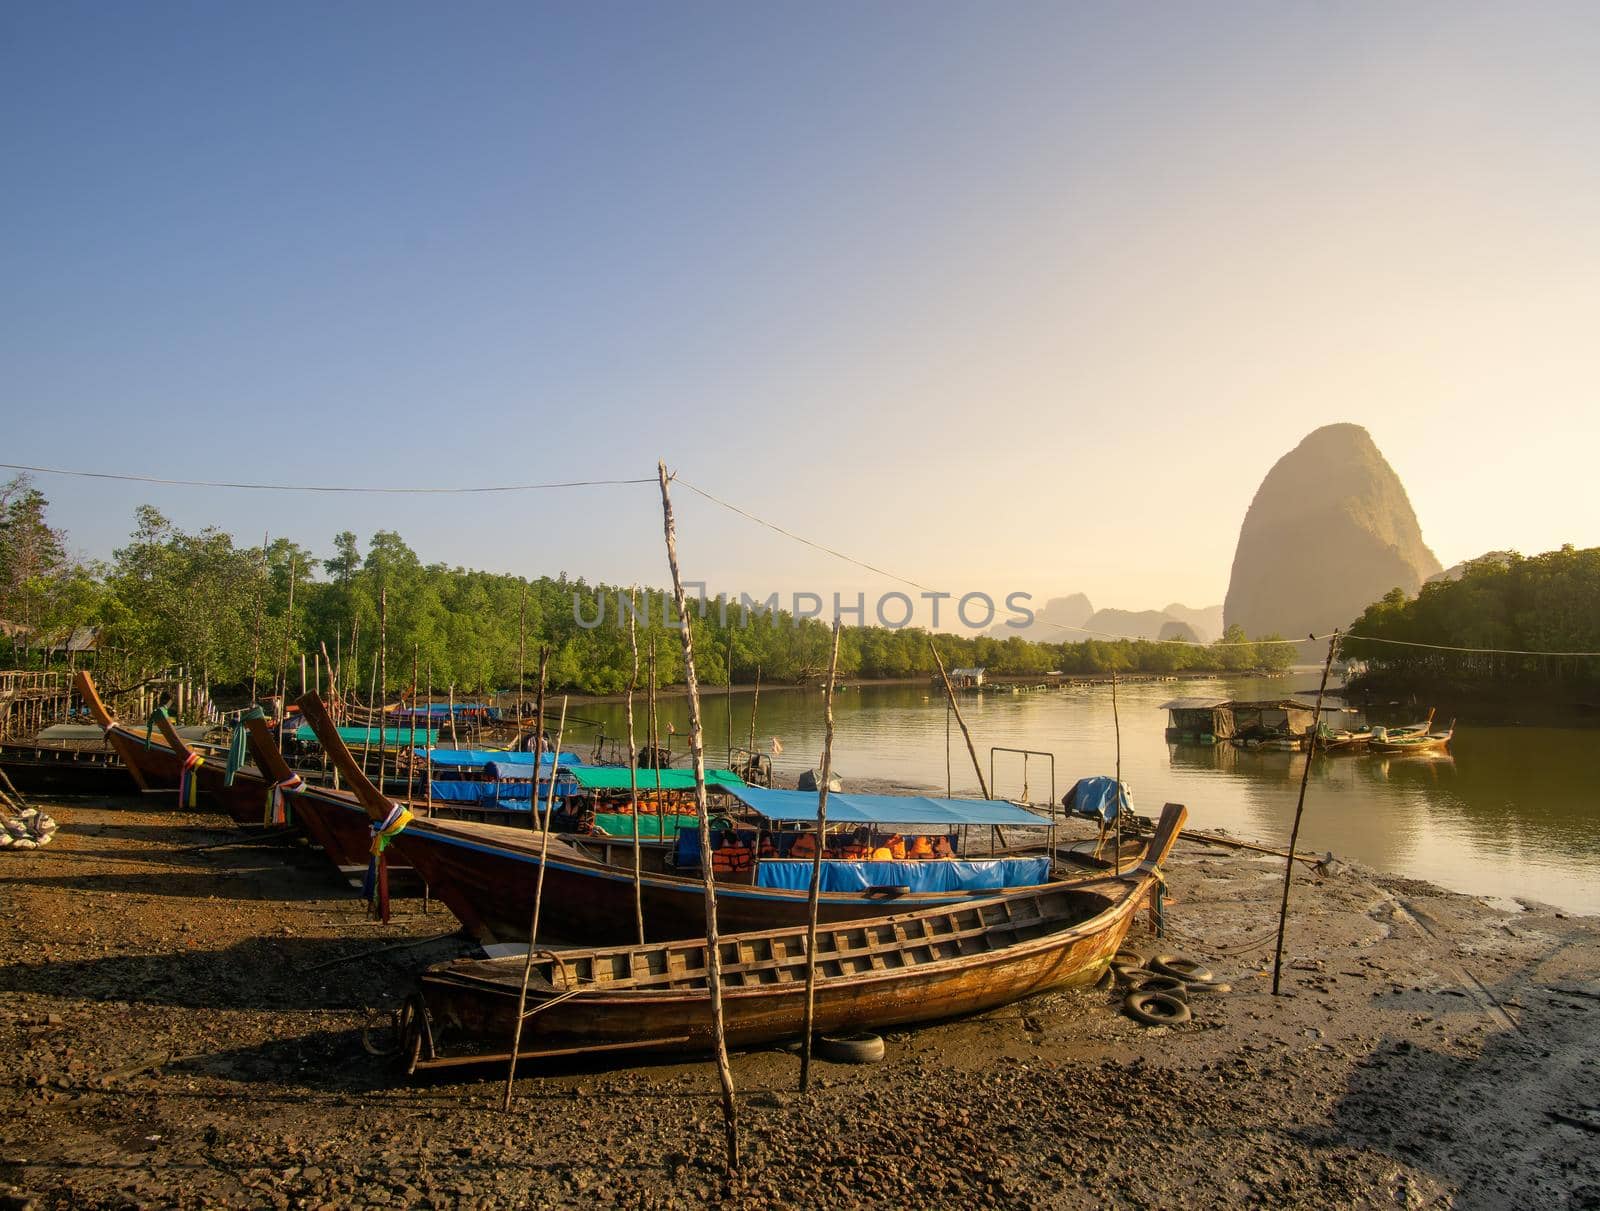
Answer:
[754,857,1051,893]
[422,749,582,769]
[1067,776,1132,823]
[429,781,534,807]
[725,786,1046,827]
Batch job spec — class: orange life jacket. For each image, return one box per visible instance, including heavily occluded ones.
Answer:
[789,833,818,860]
[840,842,871,859]
[886,835,907,860]
[870,846,894,861]
[758,835,777,858]
[909,835,934,859]
[711,838,752,874]
[933,834,955,858]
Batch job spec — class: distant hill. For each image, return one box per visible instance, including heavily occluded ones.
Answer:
[1224,424,1441,638]
[1158,620,1202,643]
[989,595,1220,643]
[1427,551,1514,584]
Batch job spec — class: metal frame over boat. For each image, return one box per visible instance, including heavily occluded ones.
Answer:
[403,802,1186,1072]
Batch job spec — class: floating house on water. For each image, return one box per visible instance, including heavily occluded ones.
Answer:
[1162,698,1320,747]
[949,667,986,689]
[1160,698,1235,745]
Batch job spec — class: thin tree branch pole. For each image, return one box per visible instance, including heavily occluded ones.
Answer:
[276,554,297,744]
[526,695,568,945]
[929,640,990,799]
[657,461,739,1172]
[1112,666,1123,878]
[247,532,268,703]
[361,651,378,771]
[1272,630,1340,996]
[409,644,419,799]
[424,658,433,820]
[501,652,548,1113]
[626,589,645,946]
[799,618,842,1095]
[648,641,664,808]
[725,636,733,767]
[748,664,761,756]
[516,583,527,749]
[376,586,388,795]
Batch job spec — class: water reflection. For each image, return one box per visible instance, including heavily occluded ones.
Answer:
[577,675,1599,913]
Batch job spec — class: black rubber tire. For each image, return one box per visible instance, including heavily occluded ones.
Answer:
[1150,954,1216,984]
[1113,948,1146,968]
[817,1031,886,1064]
[1111,964,1154,987]
[1124,991,1192,1027]
[1125,973,1189,1001]
[1184,981,1232,995]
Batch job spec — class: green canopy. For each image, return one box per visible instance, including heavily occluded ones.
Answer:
[555,767,743,792]
[591,813,702,839]
[294,725,439,747]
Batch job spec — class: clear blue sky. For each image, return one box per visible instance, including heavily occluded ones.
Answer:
[4,2,1597,617]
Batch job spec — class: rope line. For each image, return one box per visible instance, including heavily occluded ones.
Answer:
[9,459,1598,657]
[0,463,656,494]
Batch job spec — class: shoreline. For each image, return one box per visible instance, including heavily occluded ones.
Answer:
[1,797,1596,1207]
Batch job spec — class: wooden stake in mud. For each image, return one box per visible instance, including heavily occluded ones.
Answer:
[748,664,761,757]
[1272,631,1339,996]
[277,554,298,729]
[1112,665,1123,877]
[626,590,645,946]
[247,532,269,703]
[501,653,549,1112]
[800,618,843,1094]
[929,640,990,799]
[658,461,739,1171]
[516,582,527,749]
[526,694,567,946]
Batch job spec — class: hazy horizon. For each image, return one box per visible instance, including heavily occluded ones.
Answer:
[5,4,1597,619]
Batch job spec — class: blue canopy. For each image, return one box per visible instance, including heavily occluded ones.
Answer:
[420,749,582,769]
[724,786,1047,827]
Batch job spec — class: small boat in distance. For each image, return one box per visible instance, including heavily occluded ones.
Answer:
[1368,720,1455,755]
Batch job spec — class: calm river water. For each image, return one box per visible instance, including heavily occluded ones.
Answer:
[573,674,1599,915]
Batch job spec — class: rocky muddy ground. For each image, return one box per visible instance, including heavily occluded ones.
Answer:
[1,798,1596,1209]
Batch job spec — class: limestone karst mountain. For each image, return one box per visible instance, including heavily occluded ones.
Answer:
[1224,424,1441,639]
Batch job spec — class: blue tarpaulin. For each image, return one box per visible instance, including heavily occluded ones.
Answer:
[429,781,534,807]
[725,786,1046,827]
[421,749,582,769]
[1064,776,1132,823]
[754,857,1051,893]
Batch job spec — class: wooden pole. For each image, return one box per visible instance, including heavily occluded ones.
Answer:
[277,554,297,728]
[501,654,554,1113]
[516,583,527,750]
[725,636,734,767]
[657,461,739,1171]
[247,532,268,704]
[929,640,990,799]
[409,643,419,798]
[799,618,842,1094]
[626,590,645,946]
[424,657,434,820]
[648,640,664,809]
[748,664,761,756]
[526,695,567,944]
[376,586,388,797]
[1272,631,1339,996]
[1112,666,1123,877]
[361,649,378,772]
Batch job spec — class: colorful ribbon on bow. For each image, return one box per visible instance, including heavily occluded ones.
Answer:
[177,751,205,808]
[363,803,414,923]
[265,774,303,826]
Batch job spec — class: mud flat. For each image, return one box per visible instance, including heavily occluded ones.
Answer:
[1,800,1597,1209]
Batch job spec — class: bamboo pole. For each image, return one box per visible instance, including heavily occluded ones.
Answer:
[526,695,567,944]
[1112,666,1123,877]
[277,555,297,728]
[648,640,664,808]
[748,664,761,757]
[409,644,419,799]
[929,640,989,799]
[516,583,527,750]
[501,664,558,1113]
[725,636,733,767]
[626,589,645,946]
[424,658,434,820]
[799,618,842,1094]
[657,461,739,1170]
[1272,631,1339,996]
[376,586,388,798]
[247,532,268,703]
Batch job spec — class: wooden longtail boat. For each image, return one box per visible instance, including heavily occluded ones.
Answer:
[75,671,268,825]
[0,739,138,796]
[295,691,1098,946]
[1369,720,1454,755]
[403,802,1186,1072]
